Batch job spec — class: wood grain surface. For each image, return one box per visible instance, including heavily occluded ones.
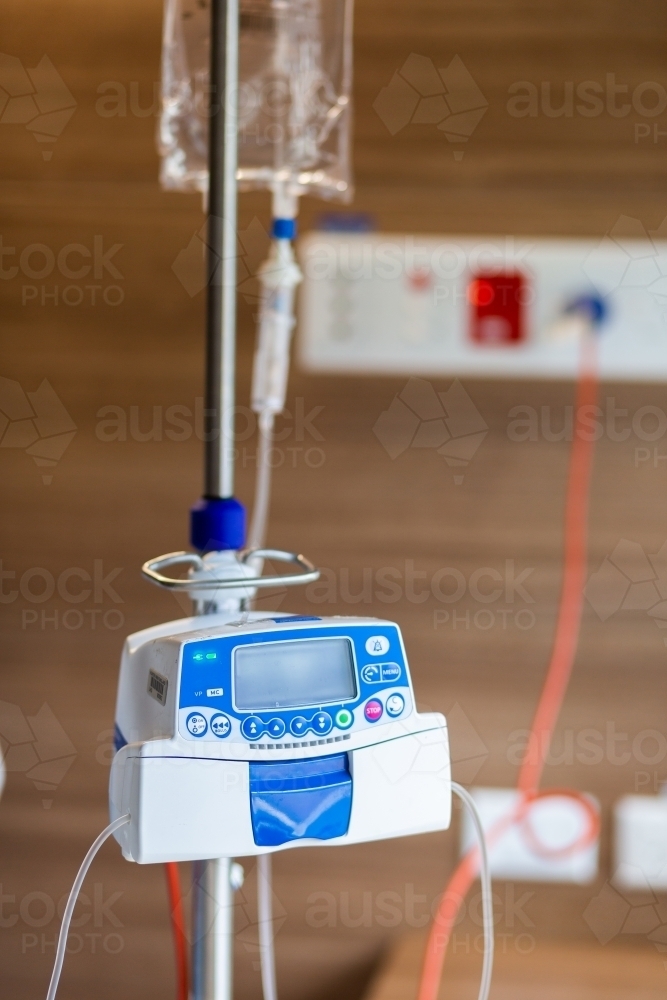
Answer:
[363,934,667,1000]
[1,0,667,998]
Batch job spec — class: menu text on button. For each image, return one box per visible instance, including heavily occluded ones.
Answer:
[381,664,401,682]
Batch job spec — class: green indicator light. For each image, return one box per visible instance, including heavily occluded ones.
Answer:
[335,709,352,729]
[205,652,216,660]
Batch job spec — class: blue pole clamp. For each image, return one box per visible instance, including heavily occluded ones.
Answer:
[190,496,246,552]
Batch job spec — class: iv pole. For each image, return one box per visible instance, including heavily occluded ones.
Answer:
[205,0,239,500]
[192,0,240,997]
[140,4,320,994]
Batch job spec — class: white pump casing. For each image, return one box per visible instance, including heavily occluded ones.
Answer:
[110,612,451,863]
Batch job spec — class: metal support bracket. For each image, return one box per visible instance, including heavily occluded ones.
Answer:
[141,548,320,591]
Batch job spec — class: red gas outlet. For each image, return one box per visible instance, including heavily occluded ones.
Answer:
[468,272,527,345]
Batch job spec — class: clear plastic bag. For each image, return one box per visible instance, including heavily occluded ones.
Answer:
[159,0,353,201]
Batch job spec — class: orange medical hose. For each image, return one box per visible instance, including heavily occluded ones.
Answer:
[165,862,189,1000]
[418,332,600,1000]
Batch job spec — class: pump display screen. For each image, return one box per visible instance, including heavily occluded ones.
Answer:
[233,637,357,710]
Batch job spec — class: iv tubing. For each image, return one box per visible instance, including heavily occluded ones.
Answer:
[250,423,280,1000]
[248,189,302,560]
[247,411,275,552]
[45,814,130,1000]
[257,854,279,1000]
[250,188,302,1000]
[249,419,281,1000]
[451,783,494,1000]
[517,336,598,795]
[418,331,599,1000]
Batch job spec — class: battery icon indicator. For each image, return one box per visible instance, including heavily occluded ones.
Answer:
[205,652,216,660]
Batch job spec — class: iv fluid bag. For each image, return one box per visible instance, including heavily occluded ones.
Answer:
[159,0,353,201]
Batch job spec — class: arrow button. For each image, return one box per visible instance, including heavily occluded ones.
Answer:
[312,711,333,736]
[290,716,308,737]
[241,715,265,740]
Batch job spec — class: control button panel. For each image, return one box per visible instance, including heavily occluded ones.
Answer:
[178,621,412,743]
[179,689,408,743]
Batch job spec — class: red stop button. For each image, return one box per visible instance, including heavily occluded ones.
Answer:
[364,699,383,723]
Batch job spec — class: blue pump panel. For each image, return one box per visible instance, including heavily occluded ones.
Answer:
[249,754,352,847]
[177,620,412,744]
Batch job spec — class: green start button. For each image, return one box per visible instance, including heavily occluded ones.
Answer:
[335,708,353,730]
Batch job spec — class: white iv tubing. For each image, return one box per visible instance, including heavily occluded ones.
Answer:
[250,412,279,1000]
[253,784,493,1000]
[248,187,302,560]
[247,410,275,553]
[45,815,130,1000]
[452,783,494,1000]
[250,187,302,1000]
[257,853,279,1000]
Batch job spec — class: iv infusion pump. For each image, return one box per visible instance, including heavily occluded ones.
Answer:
[110,614,451,863]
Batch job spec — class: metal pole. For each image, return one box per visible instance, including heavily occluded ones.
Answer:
[192,0,240,995]
[205,0,239,499]
[192,859,235,1000]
